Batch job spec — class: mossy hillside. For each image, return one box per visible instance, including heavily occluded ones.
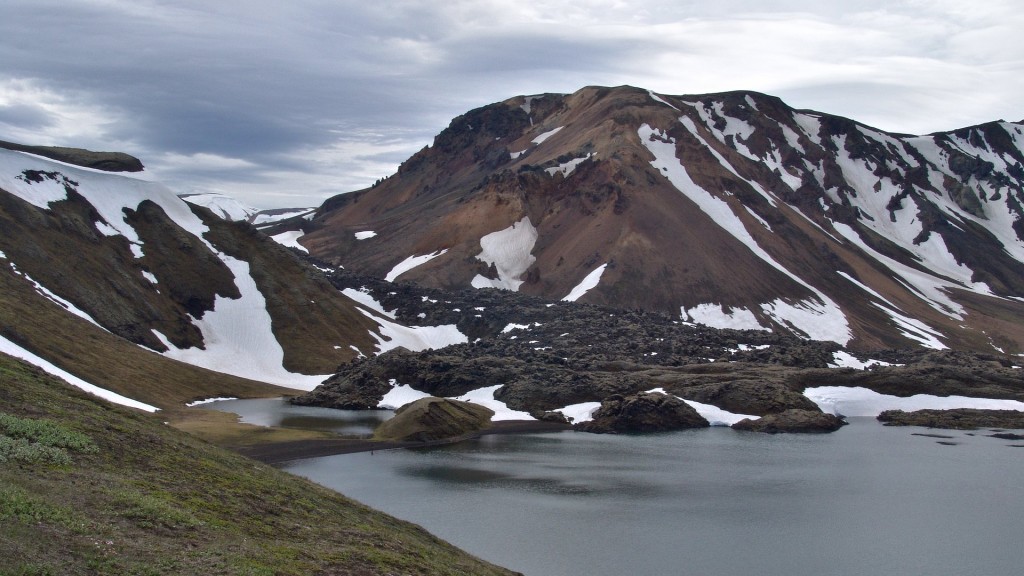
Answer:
[0,353,517,576]
[0,258,295,409]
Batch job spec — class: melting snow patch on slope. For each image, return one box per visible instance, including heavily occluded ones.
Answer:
[270,230,308,253]
[562,263,607,302]
[342,287,397,319]
[641,124,851,344]
[344,290,467,354]
[180,192,257,221]
[471,217,538,291]
[805,386,1024,417]
[545,153,592,177]
[555,401,602,423]
[829,351,897,369]
[682,303,768,332]
[532,126,563,145]
[154,254,329,391]
[645,388,759,426]
[760,297,853,344]
[385,250,448,282]
[354,231,377,240]
[378,380,432,409]
[251,209,316,226]
[0,335,158,412]
[455,385,534,421]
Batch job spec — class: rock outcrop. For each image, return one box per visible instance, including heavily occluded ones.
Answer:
[877,408,1024,430]
[0,140,144,172]
[732,409,846,434]
[373,397,494,442]
[575,392,709,434]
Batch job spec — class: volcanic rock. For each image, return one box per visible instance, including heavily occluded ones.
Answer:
[575,392,709,434]
[877,408,1024,430]
[732,409,847,434]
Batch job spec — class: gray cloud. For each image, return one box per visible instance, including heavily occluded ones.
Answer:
[1,0,1021,208]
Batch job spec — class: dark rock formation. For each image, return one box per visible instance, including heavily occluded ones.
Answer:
[0,140,144,172]
[575,392,709,434]
[373,397,494,442]
[877,408,1024,430]
[732,409,847,434]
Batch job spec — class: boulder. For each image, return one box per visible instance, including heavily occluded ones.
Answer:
[732,409,846,434]
[575,392,709,434]
[373,397,494,442]
[877,408,1024,430]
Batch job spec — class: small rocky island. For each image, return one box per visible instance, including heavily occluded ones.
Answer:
[374,398,494,442]
[877,408,1024,430]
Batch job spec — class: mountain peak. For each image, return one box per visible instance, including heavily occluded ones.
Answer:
[300,85,1024,353]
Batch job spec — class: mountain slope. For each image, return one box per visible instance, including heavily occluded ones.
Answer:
[301,86,1024,353]
[0,147,406,406]
[0,352,516,575]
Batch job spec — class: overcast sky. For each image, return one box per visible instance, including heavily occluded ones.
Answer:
[1,1,1021,208]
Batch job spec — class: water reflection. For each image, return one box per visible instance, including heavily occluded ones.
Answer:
[199,397,393,437]
[284,418,1024,576]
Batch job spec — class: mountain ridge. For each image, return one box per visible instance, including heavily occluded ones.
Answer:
[296,85,1024,354]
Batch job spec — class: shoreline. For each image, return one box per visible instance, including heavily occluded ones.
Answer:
[236,419,573,465]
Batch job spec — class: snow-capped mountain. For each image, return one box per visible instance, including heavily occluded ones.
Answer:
[0,147,464,409]
[300,86,1024,354]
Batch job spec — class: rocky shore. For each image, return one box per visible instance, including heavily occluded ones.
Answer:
[290,266,1024,435]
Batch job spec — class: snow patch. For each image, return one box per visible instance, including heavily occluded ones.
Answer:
[455,385,534,421]
[270,230,308,253]
[471,217,538,291]
[385,250,448,282]
[562,263,607,302]
[645,388,758,426]
[545,153,592,177]
[682,303,768,332]
[378,380,432,409]
[180,192,257,221]
[185,397,238,407]
[805,386,1024,417]
[532,126,563,145]
[354,230,377,240]
[829,351,897,370]
[0,334,158,412]
[555,401,602,423]
[154,255,330,390]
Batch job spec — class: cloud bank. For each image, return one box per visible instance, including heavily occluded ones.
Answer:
[1,0,1020,208]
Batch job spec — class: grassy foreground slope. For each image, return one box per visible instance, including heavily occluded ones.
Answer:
[0,353,517,576]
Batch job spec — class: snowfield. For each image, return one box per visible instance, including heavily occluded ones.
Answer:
[152,254,331,390]
[471,217,538,291]
[270,230,308,253]
[805,386,1024,417]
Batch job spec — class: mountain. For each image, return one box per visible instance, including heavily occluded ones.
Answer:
[298,85,1024,354]
[0,146,467,409]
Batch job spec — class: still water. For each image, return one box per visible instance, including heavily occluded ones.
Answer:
[277,417,1024,576]
[204,397,392,436]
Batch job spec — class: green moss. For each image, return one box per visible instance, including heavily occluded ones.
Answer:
[0,353,515,575]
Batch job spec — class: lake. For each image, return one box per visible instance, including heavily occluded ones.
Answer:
[207,400,1024,576]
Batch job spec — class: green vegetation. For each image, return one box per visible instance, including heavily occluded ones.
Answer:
[0,412,98,465]
[0,353,516,576]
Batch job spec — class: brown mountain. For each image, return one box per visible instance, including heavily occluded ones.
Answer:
[299,85,1024,353]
